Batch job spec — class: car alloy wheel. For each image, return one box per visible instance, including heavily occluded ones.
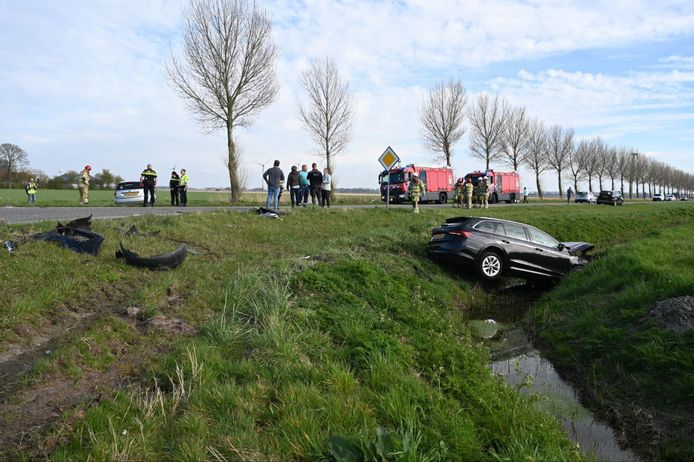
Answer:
[479,251,503,280]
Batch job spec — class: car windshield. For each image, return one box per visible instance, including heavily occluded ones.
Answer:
[117,182,142,190]
[381,172,407,184]
[527,227,560,248]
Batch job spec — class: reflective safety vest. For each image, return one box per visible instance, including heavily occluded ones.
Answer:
[179,174,189,187]
[463,183,474,196]
[141,168,157,183]
[409,180,423,196]
[27,182,37,194]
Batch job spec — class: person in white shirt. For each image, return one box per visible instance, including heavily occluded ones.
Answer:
[321,168,332,207]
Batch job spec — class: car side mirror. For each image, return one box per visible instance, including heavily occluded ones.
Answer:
[557,243,566,251]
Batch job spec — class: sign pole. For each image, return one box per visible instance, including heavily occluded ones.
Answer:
[386,168,391,211]
[378,146,400,212]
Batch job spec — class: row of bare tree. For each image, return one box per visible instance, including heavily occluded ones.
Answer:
[419,80,693,199]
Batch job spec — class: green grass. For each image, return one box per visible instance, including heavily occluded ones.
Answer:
[0,188,380,207]
[1,203,693,460]
[528,222,694,460]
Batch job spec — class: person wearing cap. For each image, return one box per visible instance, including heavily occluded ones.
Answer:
[79,165,91,205]
[169,170,180,206]
[408,174,423,213]
[179,169,190,206]
[140,164,158,207]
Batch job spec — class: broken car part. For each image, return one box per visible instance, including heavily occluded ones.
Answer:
[116,242,188,270]
[31,228,104,256]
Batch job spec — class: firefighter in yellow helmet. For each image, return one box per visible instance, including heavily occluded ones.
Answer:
[409,174,423,213]
[79,165,91,205]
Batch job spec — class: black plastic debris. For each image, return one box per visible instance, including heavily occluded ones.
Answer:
[116,242,188,270]
[31,216,103,255]
[257,207,283,219]
[124,225,160,237]
[3,240,17,254]
[32,228,104,255]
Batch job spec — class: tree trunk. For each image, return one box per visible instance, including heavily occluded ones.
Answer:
[227,126,240,203]
[588,174,593,193]
[620,175,624,196]
[574,178,579,192]
[598,175,603,191]
[611,177,615,190]
[557,172,563,199]
[629,181,633,199]
[535,173,543,200]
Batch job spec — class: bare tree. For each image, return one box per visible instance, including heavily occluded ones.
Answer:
[604,146,620,190]
[500,105,530,171]
[524,119,550,199]
[298,57,354,176]
[616,148,631,195]
[468,94,508,170]
[420,79,467,167]
[546,125,574,198]
[0,143,29,188]
[168,0,278,203]
[568,139,588,192]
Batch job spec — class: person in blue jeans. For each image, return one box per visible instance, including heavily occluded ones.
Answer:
[263,160,285,210]
[298,164,309,206]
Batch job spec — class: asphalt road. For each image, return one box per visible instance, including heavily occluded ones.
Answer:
[0,201,646,224]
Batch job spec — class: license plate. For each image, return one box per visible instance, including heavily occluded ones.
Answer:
[124,191,139,197]
[431,233,445,241]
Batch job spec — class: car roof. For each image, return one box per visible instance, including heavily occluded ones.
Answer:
[447,216,538,228]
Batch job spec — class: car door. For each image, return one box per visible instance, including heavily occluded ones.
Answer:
[495,221,536,275]
[525,226,570,277]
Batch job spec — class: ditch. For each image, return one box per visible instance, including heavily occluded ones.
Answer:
[468,279,640,462]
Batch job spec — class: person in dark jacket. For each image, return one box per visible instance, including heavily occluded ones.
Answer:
[286,165,301,208]
[140,164,157,207]
[307,163,323,206]
[263,160,285,210]
[169,170,180,206]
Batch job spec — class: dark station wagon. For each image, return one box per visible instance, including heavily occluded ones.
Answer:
[427,217,593,282]
[596,190,624,206]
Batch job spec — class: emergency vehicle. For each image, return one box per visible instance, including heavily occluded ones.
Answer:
[463,169,520,203]
[379,164,454,203]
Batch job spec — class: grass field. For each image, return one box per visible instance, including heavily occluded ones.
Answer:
[0,188,380,207]
[1,203,692,460]
[528,221,694,460]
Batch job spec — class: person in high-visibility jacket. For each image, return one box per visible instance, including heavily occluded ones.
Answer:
[453,178,464,208]
[140,164,157,207]
[25,178,38,204]
[79,165,91,205]
[463,178,474,209]
[409,175,423,213]
[179,168,190,207]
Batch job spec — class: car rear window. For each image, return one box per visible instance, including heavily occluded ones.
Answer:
[117,182,142,190]
[502,222,527,240]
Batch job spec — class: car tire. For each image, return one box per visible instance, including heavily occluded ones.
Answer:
[439,192,447,204]
[478,250,504,281]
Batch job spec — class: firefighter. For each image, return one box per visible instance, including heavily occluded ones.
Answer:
[79,165,91,205]
[481,177,490,209]
[453,178,464,208]
[463,177,474,209]
[409,175,423,213]
[140,164,157,207]
[179,169,189,207]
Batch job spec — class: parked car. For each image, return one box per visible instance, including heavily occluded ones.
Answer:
[427,216,593,282]
[575,191,596,204]
[597,190,624,206]
[665,194,675,201]
[114,181,147,205]
[652,193,664,201]
[681,197,689,201]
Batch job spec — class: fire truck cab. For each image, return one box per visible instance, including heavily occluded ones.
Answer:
[379,164,454,203]
[463,169,520,203]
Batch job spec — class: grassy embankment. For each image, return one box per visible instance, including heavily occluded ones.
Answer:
[0,188,379,207]
[528,220,694,461]
[0,203,691,460]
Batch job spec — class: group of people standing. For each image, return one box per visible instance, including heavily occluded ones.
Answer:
[168,167,190,207]
[263,161,332,209]
[451,177,491,209]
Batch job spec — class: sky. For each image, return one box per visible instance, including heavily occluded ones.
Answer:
[2,0,694,191]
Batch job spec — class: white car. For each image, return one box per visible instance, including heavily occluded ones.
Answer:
[652,193,664,201]
[114,181,148,205]
[575,191,596,204]
[665,194,675,201]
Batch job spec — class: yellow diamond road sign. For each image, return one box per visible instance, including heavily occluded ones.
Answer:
[379,146,400,171]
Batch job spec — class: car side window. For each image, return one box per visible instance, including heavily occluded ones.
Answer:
[527,227,559,248]
[503,223,527,241]
[475,221,496,233]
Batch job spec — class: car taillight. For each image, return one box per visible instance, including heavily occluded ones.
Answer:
[448,230,471,238]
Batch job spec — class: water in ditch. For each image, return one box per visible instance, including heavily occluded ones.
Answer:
[468,279,639,462]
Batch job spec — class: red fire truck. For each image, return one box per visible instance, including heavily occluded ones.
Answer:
[379,164,454,203]
[463,169,520,203]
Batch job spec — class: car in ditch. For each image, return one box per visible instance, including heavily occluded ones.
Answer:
[427,216,593,282]
[596,190,624,206]
[114,181,149,205]
[575,191,596,204]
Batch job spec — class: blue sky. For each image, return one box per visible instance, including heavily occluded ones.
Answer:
[1,0,693,190]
